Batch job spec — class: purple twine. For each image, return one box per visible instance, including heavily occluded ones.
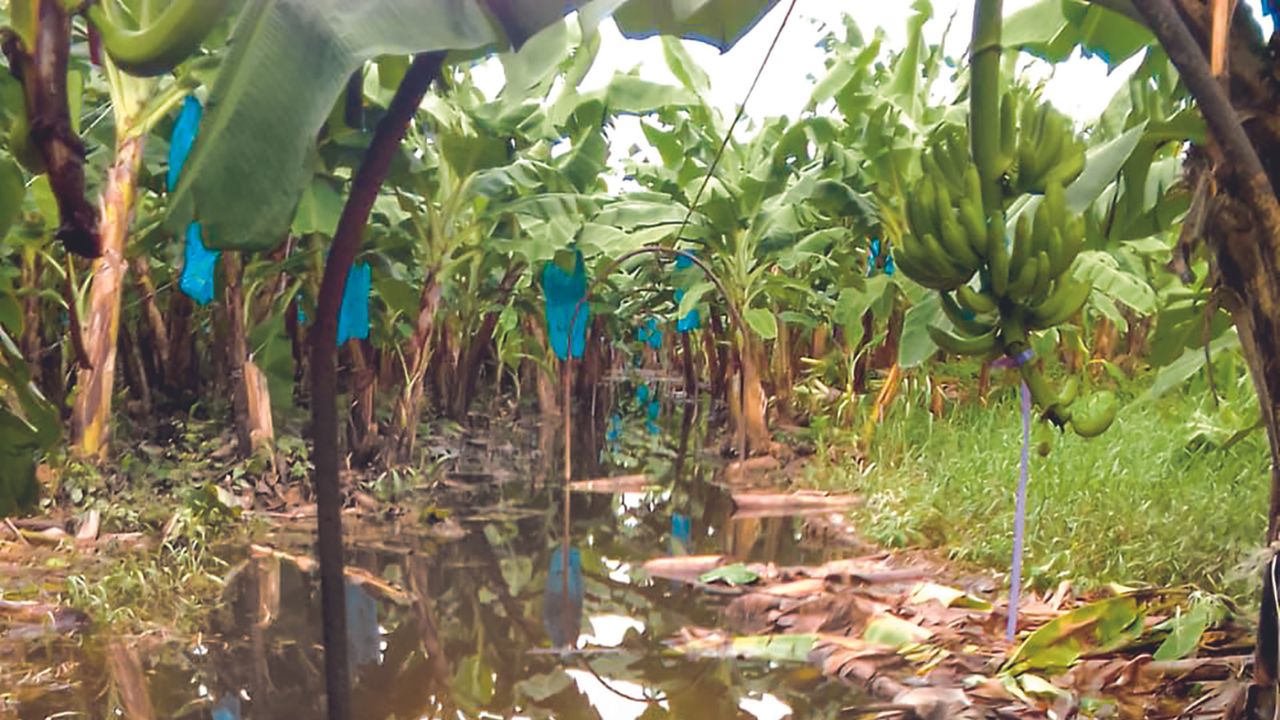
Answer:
[988,349,1035,643]
[1008,380,1031,643]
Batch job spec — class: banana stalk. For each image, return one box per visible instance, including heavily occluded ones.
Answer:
[969,0,1004,215]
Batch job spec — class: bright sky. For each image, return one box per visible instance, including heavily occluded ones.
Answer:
[476,1,1268,133]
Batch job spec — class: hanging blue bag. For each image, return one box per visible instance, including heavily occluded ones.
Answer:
[179,223,219,306]
[337,262,372,345]
[542,250,589,360]
[169,96,221,305]
[636,317,662,349]
[674,289,701,332]
[168,96,202,193]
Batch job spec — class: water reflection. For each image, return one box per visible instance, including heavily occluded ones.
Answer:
[8,403,856,719]
[542,546,583,649]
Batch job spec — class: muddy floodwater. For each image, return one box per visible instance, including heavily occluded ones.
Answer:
[2,401,873,719]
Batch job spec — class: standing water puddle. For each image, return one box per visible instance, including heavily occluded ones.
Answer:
[3,406,868,719]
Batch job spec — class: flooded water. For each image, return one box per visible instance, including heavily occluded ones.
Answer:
[3,399,866,719]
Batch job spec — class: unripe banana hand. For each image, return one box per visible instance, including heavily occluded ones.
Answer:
[1008,92,1085,195]
[85,0,230,77]
[900,115,1110,439]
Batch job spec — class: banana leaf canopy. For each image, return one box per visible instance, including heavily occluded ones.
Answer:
[613,0,780,52]
[166,0,783,251]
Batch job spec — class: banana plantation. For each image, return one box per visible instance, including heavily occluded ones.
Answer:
[4,0,1280,717]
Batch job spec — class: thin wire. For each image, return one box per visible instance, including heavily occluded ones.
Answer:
[670,0,800,247]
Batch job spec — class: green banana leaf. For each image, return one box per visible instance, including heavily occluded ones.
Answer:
[169,0,778,251]
[1003,0,1153,69]
[0,326,59,517]
[168,0,585,251]
[612,0,779,52]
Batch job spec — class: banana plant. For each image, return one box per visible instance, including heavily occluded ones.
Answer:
[604,36,884,453]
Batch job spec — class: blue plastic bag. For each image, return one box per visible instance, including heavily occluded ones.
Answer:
[167,96,202,193]
[179,223,219,306]
[866,237,896,278]
[337,262,371,345]
[542,250,589,360]
[636,317,662,349]
[673,289,701,332]
[543,546,583,649]
[169,96,221,306]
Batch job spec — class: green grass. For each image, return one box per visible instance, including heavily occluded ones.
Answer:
[801,373,1271,600]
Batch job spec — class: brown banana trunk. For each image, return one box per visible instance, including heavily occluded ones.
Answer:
[707,312,728,401]
[529,319,560,419]
[390,269,442,463]
[224,252,274,456]
[165,292,196,398]
[129,256,170,390]
[69,134,144,460]
[812,325,829,359]
[449,264,522,419]
[730,335,770,455]
[1127,3,1280,714]
[347,340,378,467]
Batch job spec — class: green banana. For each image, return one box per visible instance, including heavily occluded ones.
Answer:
[1046,227,1066,278]
[1031,111,1063,190]
[1044,180,1067,228]
[939,215,981,270]
[1028,276,1091,329]
[905,192,934,243]
[919,232,973,288]
[1056,215,1086,276]
[958,197,987,254]
[86,0,231,77]
[998,92,1017,175]
[964,164,983,205]
[893,242,951,290]
[1007,254,1039,299]
[956,284,997,315]
[919,176,940,233]
[1057,377,1079,407]
[1028,252,1052,304]
[1019,363,1057,409]
[1045,137,1086,186]
[928,323,999,356]
[1070,391,1118,438]
[1008,214,1033,289]
[897,234,965,290]
[1031,199,1053,257]
[988,212,1010,298]
[940,291,995,336]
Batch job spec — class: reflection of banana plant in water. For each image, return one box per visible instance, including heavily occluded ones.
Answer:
[543,545,583,649]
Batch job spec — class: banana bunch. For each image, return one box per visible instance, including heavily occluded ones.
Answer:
[894,148,988,292]
[894,123,1115,438]
[85,0,230,77]
[1000,92,1086,195]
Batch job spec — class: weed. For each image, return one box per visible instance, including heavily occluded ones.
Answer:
[803,371,1271,601]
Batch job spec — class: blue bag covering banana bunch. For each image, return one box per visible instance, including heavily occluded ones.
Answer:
[894,97,1115,438]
